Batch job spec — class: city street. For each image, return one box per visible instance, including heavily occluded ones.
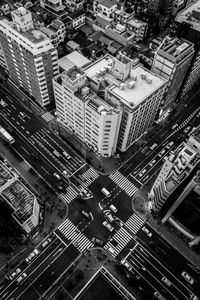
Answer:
[0,86,200,299]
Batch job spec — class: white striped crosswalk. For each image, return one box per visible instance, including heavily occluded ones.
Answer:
[109,171,138,197]
[104,227,132,258]
[59,186,78,204]
[41,112,54,122]
[58,219,93,252]
[125,214,145,234]
[80,168,99,187]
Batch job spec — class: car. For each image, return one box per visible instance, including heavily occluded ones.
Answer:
[158,149,166,158]
[171,123,178,130]
[190,294,198,300]
[150,143,157,150]
[53,172,61,180]
[9,268,21,280]
[25,249,39,263]
[162,276,171,286]
[42,238,52,248]
[19,112,25,118]
[0,99,6,107]
[81,210,91,220]
[121,259,132,271]
[62,170,69,177]
[103,210,114,223]
[149,159,156,167]
[109,204,118,213]
[16,273,27,285]
[166,141,174,149]
[154,291,166,300]
[142,226,152,237]
[181,271,194,284]
[109,238,118,247]
[102,221,114,232]
[138,169,146,178]
[91,237,104,246]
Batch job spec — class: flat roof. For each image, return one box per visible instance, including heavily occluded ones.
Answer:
[84,55,166,107]
[95,0,118,8]
[176,0,200,32]
[127,18,147,28]
[65,51,90,68]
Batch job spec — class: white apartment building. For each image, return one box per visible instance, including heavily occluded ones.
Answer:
[53,65,122,157]
[93,0,118,18]
[84,53,167,152]
[0,7,59,107]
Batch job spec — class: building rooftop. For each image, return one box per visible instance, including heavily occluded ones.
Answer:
[95,0,118,8]
[190,124,200,143]
[127,18,147,28]
[65,51,91,68]
[158,36,194,62]
[0,161,35,225]
[84,54,166,108]
[176,0,200,32]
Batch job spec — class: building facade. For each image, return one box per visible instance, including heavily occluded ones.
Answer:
[174,1,200,98]
[149,143,197,213]
[0,7,59,107]
[53,65,122,157]
[152,36,194,110]
[84,53,167,152]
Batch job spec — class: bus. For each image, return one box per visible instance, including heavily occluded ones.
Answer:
[63,151,70,160]
[0,125,15,145]
[101,188,111,197]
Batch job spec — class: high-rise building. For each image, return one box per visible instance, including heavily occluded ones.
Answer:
[149,143,197,213]
[53,65,122,157]
[174,1,200,98]
[0,7,59,107]
[152,36,194,110]
[84,53,167,152]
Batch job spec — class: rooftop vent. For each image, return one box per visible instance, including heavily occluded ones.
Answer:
[81,87,90,96]
[141,72,146,79]
[128,80,136,88]
[146,76,153,84]
[119,83,125,90]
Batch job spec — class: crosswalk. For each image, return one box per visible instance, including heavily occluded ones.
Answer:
[104,227,132,258]
[80,168,99,187]
[125,214,145,234]
[58,218,93,252]
[59,186,78,204]
[109,171,138,197]
[41,112,55,122]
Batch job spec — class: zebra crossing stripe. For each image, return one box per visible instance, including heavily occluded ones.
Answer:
[59,186,78,204]
[104,227,132,258]
[109,171,138,197]
[125,214,145,234]
[41,112,54,122]
[81,168,99,187]
[58,219,93,252]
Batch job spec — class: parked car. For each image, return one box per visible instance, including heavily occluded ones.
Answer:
[150,143,157,150]
[181,271,194,285]
[102,221,114,232]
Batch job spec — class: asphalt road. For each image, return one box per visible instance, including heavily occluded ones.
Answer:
[0,86,200,299]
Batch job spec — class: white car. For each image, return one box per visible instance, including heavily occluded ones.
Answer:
[109,204,118,213]
[149,159,156,167]
[9,268,21,280]
[142,226,152,237]
[171,123,178,130]
[181,271,194,285]
[53,172,61,180]
[162,276,171,286]
[139,169,146,177]
[25,249,39,263]
[0,99,6,107]
[103,221,114,232]
[150,143,157,151]
[16,272,27,285]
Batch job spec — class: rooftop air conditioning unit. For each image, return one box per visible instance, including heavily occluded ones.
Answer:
[119,83,125,90]
[96,70,100,77]
[128,80,136,88]
[146,76,153,84]
[141,73,146,79]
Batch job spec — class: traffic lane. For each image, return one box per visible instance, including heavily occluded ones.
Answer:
[127,254,177,300]
[1,237,63,298]
[132,245,194,298]
[8,244,72,300]
[23,245,79,297]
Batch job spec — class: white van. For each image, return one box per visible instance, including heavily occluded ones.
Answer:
[109,204,118,213]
